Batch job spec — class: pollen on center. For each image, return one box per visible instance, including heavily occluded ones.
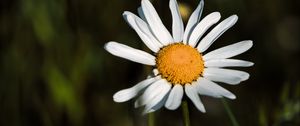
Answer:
[156,43,204,85]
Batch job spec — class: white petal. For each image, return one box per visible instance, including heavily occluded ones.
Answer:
[188,12,221,47]
[141,0,174,45]
[123,11,163,52]
[185,84,206,112]
[204,59,254,67]
[203,40,253,61]
[143,81,171,113]
[137,7,146,21]
[134,16,163,46]
[195,77,236,99]
[203,68,250,85]
[183,0,204,44]
[165,84,184,110]
[113,76,160,102]
[197,15,238,53]
[203,73,241,85]
[147,69,159,79]
[170,0,184,42]
[134,79,169,108]
[104,42,156,65]
[152,69,159,76]
[143,93,168,114]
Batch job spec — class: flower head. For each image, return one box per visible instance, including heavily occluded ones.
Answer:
[105,0,253,114]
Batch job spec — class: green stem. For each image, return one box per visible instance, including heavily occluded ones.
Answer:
[221,98,239,126]
[182,101,190,126]
[148,112,155,126]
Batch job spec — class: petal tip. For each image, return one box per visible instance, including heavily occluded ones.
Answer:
[210,12,221,21]
[243,73,250,81]
[213,11,221,16]
[122,11,129,15]
[104,42,113,51]
[229,15,238,23]
[113,97,125,103]
[249,62,254,66]
[227,94,237,99]
[113,92,126,103]
[248,40,254,47]
[232,14,238,19]
[244,40,253,44]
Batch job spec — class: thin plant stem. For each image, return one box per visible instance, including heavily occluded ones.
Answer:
[182,100,190,126]
[221,98,239,126]
[148,112,155,126]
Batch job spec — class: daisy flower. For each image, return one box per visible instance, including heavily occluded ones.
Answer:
[105,0,253,114]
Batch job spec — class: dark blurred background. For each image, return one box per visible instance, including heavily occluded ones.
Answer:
[1,0,299,126]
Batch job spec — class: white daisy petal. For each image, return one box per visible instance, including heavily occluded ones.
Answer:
[195,77,236,99]
[147,69,160,79]
[123,11,163,52]
[183,0,204,44]
[143,93,168,114]
[203,40,253,61]
[113,76,160,102]
[197,15,238,53]
[152,69,159,76]
[141,0,174,45]
[204,59,254,67]
[137,7,146,21]
[204,73,242,85]
[185,84,206,112]
[105,42,156,65]
[134,79,169,108]
[134,16,164,47]
[165,84,184,110]
[143,80,171,113]
[203,68,250,85]
[188,12,221,47]
[170,0,184,42]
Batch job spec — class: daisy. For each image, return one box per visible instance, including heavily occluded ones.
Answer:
[105,0,253,114]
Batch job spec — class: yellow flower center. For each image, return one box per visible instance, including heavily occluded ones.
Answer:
[156,43,204,85]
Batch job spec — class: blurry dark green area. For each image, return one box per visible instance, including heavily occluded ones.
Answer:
[0,0,299,126]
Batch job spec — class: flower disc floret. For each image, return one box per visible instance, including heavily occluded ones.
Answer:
[156,43,204,84]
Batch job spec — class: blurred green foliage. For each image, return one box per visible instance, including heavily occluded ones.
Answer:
[259,82,300,126]
[1,0,300,126]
